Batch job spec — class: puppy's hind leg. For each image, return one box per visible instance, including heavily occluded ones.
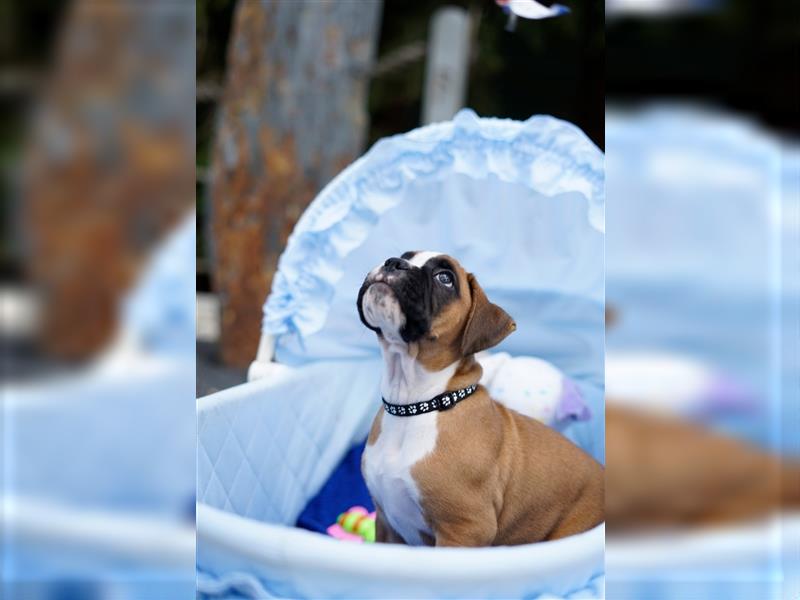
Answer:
[547,482,604,540]
[433,513,498,548]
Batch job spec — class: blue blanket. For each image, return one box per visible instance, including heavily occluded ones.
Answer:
[296,440,374,534]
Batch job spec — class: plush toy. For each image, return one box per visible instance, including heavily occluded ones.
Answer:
[326,506,376,543]
[478,352,591,427]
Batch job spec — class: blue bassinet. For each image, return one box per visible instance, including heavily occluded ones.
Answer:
[197,110,605,599]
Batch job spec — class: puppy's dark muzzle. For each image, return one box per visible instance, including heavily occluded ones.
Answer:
[357,256,430,343]
[383,257,410,272]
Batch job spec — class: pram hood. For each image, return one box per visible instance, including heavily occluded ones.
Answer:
[262,109,605,390]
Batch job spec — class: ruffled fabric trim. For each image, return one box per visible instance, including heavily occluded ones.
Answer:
[263,109,604,339]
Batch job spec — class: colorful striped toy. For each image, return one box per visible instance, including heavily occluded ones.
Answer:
[326,506,376,543]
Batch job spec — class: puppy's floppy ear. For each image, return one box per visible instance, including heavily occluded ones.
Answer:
[460,273,516,356]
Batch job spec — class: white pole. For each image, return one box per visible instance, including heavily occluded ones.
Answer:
[422,6,471,125]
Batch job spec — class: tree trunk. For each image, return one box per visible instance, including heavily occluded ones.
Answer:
[209,0,382,367]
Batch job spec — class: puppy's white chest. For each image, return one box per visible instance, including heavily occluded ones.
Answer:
[363,412,438,545]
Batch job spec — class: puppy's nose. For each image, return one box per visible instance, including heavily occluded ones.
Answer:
[383,257,409,271]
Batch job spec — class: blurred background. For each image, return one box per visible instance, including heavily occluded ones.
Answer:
[605,0,799,598]
[607,0,798,132]
[2,2,196,598]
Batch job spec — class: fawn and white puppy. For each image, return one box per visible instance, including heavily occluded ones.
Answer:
[357,251,604,546]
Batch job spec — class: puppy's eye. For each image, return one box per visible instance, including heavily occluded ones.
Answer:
[435,271,453,286]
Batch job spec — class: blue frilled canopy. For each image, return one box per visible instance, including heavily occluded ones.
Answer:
[262,109,604,380]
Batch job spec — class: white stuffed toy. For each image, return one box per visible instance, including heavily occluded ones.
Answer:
[477,352,590,427]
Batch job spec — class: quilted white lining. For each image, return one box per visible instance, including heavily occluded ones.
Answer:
[197,359,605,599]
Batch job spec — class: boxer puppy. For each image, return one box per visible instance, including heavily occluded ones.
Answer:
[357,251,604,546]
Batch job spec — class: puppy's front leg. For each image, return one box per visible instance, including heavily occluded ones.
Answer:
[375,506,407,544]
[433,514,498,547]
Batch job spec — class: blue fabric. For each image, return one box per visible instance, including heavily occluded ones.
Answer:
[295,440,373,534]
[122,212,196,356]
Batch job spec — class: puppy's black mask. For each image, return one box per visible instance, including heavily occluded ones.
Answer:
[357,253,459,343]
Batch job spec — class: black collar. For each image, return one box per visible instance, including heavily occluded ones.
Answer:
[382,384,478,417]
